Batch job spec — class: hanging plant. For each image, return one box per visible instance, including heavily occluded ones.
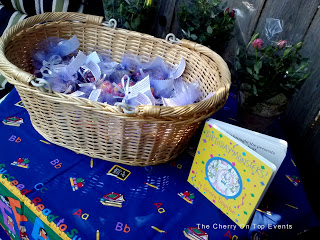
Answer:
[103,0,158,34]
[178,0,235,54]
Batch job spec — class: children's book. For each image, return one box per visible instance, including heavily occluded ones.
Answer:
[187,119,287,228]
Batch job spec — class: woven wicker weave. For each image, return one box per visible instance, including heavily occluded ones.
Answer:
[0,12,231,166]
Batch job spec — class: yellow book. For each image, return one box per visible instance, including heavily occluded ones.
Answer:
[188,119,287,228]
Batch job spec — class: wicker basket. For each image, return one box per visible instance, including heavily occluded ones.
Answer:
[0,12,231,166]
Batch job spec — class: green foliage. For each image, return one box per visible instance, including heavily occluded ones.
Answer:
[236,34,311,105]
[178,0,235,54]
[103,0,157,34]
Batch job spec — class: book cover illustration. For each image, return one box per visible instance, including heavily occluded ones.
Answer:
[100,192,125,208]
[183,227,209,240]
[187,121,274,227]
[2,116,24,126]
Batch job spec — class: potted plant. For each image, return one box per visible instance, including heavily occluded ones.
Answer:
[235,33,311,132]
[178,0,235,55]
[103,0,158,34]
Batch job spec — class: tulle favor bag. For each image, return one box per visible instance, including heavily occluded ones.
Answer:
[0,12,231,166]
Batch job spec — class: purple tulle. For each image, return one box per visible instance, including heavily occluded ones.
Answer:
[33,35,201,107]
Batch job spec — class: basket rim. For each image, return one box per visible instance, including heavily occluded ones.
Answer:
[0,12,231,120]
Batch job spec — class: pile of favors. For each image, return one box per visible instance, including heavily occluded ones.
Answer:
[32,35,207,107]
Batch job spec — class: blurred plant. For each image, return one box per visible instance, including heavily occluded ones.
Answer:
[103,0,157,34]
[178,0,235,54]
[235,33,311,114]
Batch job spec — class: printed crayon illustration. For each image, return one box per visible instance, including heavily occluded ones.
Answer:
[70,177,85,191]
[178,191,195,204]
[151,226,167,234]
[286,175,300,186]
[11,158,29,168]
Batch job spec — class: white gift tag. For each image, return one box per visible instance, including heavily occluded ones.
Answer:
[69,90,85,97]
[85,52,101,65]
[88,89,102,102]
[66,51,87,75]
[63,85,73,94]
[135,92,153,105]
[78,83,94,88]
[169,58,186,79]
[127,75,151,99]
[143,89,156,105]
[125,75,156,105]
[58,35,80,56]
[86,61,101,83]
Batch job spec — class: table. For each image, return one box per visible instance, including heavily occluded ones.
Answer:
[0,87,319,240]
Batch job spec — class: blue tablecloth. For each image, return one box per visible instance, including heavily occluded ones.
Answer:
[0,87,319,240]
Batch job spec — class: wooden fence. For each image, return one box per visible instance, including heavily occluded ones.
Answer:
[156,1,320,144]
[220,1,320,205]
[153,0,320,210]
[219,2,320,146]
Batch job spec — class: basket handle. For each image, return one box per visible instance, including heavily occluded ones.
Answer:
[178,39,231,87]
[0,12,104,87]
[164,35,231,91]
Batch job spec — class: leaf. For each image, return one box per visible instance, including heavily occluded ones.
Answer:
[283,47,293,57]
[236,48,240,56]
[299,72,311,81]
[199,34,207,42]
[220,1,227,9]
[247,33,259,48]
[207,26,213,34]
[181,29,187,36]
[190,34,198,40]
[250,33,260,42]
[246,67,253,75]
[123,21,130,29]
[296,62,309,73]
[254,61,262,74]
[252,85,258,96]
[132,17,141,30]
[235,61,241,71]
[300,58,309,65]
